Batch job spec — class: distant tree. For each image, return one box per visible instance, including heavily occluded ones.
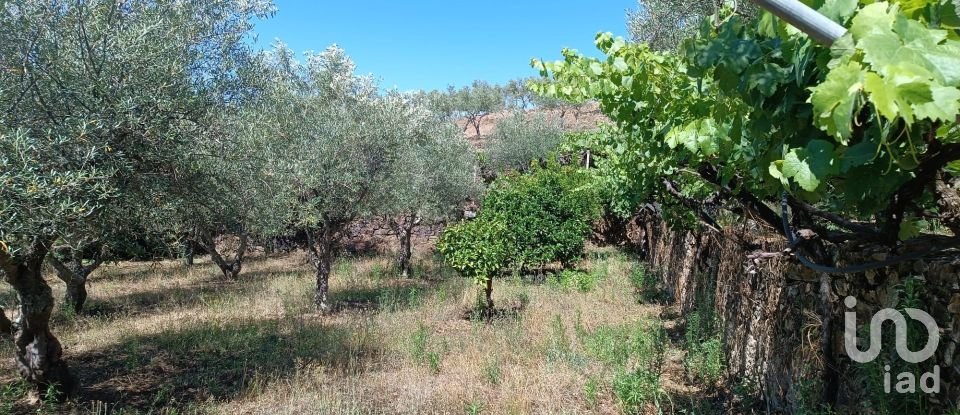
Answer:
[0,0,271,396]
[424,86,460,121]
[626,0,756,51]
[528,79,585,127]
[505,78,535,110]
[455,80,505,136]
[380,106,479,278]
[486,113,565,173]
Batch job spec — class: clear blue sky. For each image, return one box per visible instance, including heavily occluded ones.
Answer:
[252,0,635,92]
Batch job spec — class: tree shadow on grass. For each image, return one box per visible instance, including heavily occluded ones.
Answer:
[73,264,309,321]
[331,279,452,314]
[72,317,378,412]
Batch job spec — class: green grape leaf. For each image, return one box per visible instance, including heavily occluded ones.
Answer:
[895,0,940,17]
[806,140,839,178]
[820,0,859,22]
[849,2,897,40]
[782,149,820,192]
[864,72,901,120]
[913,85,960,121]
[810,61,865,143]
[898,218,928,240]
[921,42,960,86]
[942,0,960,28]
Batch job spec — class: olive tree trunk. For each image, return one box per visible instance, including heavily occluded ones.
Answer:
[47,245,104,314]
[389,215,421,279]
[196,230,248,280]
[307,221,346,312]
[0,238,77,399]
[182,239,195,266]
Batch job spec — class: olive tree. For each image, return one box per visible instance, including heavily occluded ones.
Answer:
[486,113,565,173]
[626,0,756,51]
[0,0,271,396]
[380,105,478,278]
[505,78,535,110]
[170,112,289,281]
[528,78,586,127]
[455,80,505,136]
[246,44,413,311]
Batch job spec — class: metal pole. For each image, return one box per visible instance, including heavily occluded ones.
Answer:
[753,0,847,46]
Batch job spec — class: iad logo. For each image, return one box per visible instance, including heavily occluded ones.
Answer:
[844,296,940,394]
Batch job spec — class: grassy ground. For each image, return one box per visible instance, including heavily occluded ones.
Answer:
[0,246,727,414]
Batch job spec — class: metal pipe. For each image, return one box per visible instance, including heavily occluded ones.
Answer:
[753,0,847,45]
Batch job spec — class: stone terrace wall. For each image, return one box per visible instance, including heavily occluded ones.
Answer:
[630,217,960,412]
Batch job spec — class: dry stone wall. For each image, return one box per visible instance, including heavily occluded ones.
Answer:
[626,216,960,412]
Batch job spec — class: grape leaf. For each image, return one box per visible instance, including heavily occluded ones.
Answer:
[849,2,897,40]
[809,61,865,143]
[820,0,859,22]
[782,149,820,192]
[913,85,960,121]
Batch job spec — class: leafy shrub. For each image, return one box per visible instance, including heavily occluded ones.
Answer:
[482,161,601,271]
[438,161,600,307]
[436,217,508,286]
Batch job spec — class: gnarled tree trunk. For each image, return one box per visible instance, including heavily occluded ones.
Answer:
[196,230,248,280]
[47,244,103,314]
[934,172,960,235]
[389,214,420,279]
[0,238,77,399]
[307,220,346,313]
[182,239,195,266]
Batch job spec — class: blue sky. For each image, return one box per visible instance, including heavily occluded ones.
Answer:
[252,0,635,92]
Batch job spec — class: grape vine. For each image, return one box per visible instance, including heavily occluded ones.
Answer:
[533,0,960,251]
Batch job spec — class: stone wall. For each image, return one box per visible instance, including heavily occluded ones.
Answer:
[629,216,960,412]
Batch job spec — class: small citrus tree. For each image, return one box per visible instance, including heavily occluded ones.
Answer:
[438,161,601,309]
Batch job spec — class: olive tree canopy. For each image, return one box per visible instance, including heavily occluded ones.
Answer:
[0,0,273,395]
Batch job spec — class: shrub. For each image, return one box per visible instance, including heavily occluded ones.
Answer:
[482,161,602,271]
[436,217,508,308]
[438,161,600,308]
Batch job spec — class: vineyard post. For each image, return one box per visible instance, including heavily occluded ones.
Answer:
[753,0,846,45]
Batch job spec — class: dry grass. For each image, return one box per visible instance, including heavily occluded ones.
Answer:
[0,247,714,414]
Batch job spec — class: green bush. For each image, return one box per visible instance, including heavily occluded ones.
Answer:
[438,161,601,307]
[482,161,601,271]
[436,218,508,285]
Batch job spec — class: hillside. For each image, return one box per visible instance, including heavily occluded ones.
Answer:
[456,102,609,149]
